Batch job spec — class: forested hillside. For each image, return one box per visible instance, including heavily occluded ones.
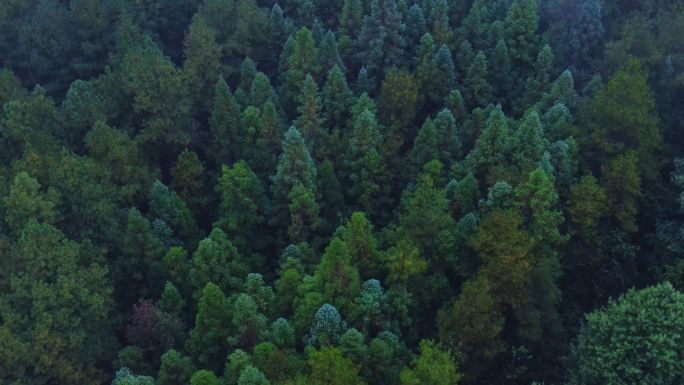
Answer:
[1,0,683,384]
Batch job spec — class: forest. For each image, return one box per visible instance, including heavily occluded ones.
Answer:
[0,0,683,384]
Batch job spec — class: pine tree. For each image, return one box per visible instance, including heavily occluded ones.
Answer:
[240,57,258,93]
[321,65,353,152]
[209,77,240,165]
[171,149,208,214]
[294,74,326,156]
[188,228,246,298]
[512,111,546,175]
[272,127,318,236]
[489,39,513,103]
[148,181,200,248]
[465,105,512,184]
[282,27,320,117]
[308,347,365,385]
[522,44,554,109]
[463,0,490,49]
[570,0,604,77]
[288,182,320,243]
[356,0,406,85]
[433,109,461,166]
[343,212,382,279]
[399,340,462,385]
[405,5,427,52]
[186,283,232,373]
[504,0,540,68]
[238,365,270,385]
[267,4,290,74]
[437,276,504,383]
[430,0,451,46]
[465,51,492,109]
[250,72,280,110]
[315,238,362,313]
[157,349,195,385]
[348,107,389,219]
[318,160,345,232]
[410,118,439,175]
[433,44,457,104]
[541,69,578,111]
[0,220,114,385]
[3,171,59,233]
[183,14,222,114]
[272,127,318,197]
[603,152,642,234]
[319,31,346,75]
[581,59,662,181]
[216,161,268,255]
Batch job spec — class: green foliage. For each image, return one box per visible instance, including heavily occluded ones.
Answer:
[399,340,462,385]
[186,283,232,373]
[3,171,58,233]
[571,282,684,385]
[308,346,366,385]
[0,220,114,385]
[157,349,195,385]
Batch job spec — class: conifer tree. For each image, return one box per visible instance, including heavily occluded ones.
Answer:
[282,28,320,116]
[315,238,362,313]
[570,0,604,76]
[433,44,457,104]
[410,118,439,175]
[405,5,427,52]
[294,74,326,156]
[348,107,389,219]
[209,77,240,165]
[186,283,233,373]
[0,220,114,385]
[489,39,513,103]
[216,161,268,255]
[319,31,346,75]
[288,182,320,243]
[321,66,353,145]
[433,109,461,166]
[183,14,221,114]
[504,0,540,69]
[188,228,246,298]
[512,111,546,175]
[272,127,318,237]
[465,51,492,109]
[357,0,406,85]
[430,0,451,46]
[273,127,318,197]
[465,105,512,184]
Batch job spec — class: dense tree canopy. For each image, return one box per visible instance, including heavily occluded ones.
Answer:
[1,1,683,385]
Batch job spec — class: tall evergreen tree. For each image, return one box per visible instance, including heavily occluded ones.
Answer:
[319,31,346,75]
[356,0,406,85]
[295,74,326,157]
[209,77,240,164]
[465,51,492,108]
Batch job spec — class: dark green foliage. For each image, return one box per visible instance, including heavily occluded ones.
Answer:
[1,3,682,385]
[357,0,405,85]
